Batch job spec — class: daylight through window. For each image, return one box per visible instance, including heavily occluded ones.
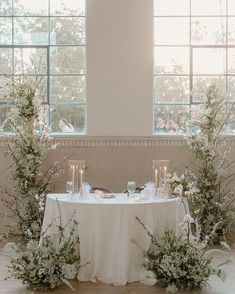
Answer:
[0,0,86,133]
[154,0,235,133]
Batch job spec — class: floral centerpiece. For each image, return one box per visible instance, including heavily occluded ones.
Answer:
[166,172,199,198]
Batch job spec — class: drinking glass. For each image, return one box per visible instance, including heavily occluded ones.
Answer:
[66,181,73,194]
[127,181,136,197]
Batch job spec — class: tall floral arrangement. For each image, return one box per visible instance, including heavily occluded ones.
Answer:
[182,84,235,243]
[0,74,63,241]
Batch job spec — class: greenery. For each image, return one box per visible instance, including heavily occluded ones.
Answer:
[135,212,228,293]
[181,84,235,243]
[0,74,64,241]
[4,205,81,291]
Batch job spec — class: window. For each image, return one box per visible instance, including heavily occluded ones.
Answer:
[0,0,86,133]
[153,0,235,133]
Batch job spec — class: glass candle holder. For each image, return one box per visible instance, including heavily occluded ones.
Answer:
[77,160,85,197]
[152,160,169,197]
[68,160,79,193]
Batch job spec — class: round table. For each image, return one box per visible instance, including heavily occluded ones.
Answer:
[41,193,186,285]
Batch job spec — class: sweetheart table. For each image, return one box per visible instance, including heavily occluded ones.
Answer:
[41,193,186,285]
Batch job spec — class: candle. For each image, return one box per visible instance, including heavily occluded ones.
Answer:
[155,168,158,192]
[72,165,75,193]
[79,169,83,196]
[163,166,167,184]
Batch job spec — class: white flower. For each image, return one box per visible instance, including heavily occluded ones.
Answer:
[62,264,77,279]
[183,214,195,224]
[166,284,179,293]
[139,270,157,286]
[3,242,19,258]
[172,173,180,182]
[174,185,183,195]
[26,239,38,250]
[51,143,58,150]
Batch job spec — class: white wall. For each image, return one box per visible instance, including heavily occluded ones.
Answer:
[87,0,153,136]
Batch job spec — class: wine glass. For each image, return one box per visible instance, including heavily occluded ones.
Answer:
[127,181,136,197]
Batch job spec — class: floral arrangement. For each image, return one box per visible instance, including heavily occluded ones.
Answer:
[180,84,235,243]
[0,74,64,241]
[136,211,228,293]
[4,206,81,291]
[166,172,199,198]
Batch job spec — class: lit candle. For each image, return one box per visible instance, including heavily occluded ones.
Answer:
[163,166,167,184]
[79,169,83,196]
[72,165,75,193]
[155,168,158,193]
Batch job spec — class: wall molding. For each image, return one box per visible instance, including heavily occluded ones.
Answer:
[1,135,235,148]
[30,135,235,147]
[50,136,187,147]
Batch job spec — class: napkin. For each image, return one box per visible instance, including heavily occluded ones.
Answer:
[82,182,91,196]
[141,182,155,196]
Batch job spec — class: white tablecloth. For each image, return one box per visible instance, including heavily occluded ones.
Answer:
[41,193,186,285]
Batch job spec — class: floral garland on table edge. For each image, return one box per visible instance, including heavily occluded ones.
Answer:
[135,195,231,293]
[3,202,82,292]
[0,74,65,242]
[179,84,235,244]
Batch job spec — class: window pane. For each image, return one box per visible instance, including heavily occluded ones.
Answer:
[14,0,48,16]
[14,48,47,74]
[227,77,235,102]
[50,46,85,74]
[228,48,235,73]
[0,17,12,44]
[50,76,85,103]
[0,48,12,74]
[228,17,235,44]
[154,76,190,103]
[14,17,49,45]
[0,104,12,131]
[228,0,235,15]
[154,104,189,133]
[154,17,189,45]
[28,76,47,103]
[191,17,226,45]
[154,0,189,16]
[50,0,85,16]
[190,105,202,122]
[0,76,12,100]
[192,76,226,102]
[154,47,189,74]
[50,17,85,45]
[193,48,226,74]
[50,105,86,133]
[0,0,12,15]
[191,0,226,15]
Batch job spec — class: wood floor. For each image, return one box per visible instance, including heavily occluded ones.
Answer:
[0,237,234,294]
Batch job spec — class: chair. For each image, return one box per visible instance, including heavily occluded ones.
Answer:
[122,186,144,194]
[90,187,112,193]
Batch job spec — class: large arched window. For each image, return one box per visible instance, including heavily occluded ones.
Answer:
[0,0,86,133]
[154,0,235,133]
